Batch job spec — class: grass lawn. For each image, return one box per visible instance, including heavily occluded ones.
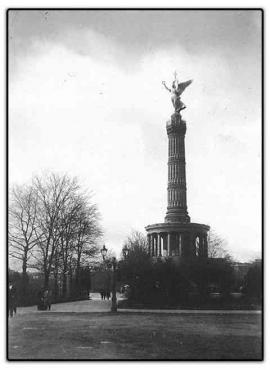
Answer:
[8,311,262,360]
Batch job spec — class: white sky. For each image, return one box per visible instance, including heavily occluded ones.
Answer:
[8,10,262,262]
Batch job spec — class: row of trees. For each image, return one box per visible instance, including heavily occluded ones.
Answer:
[9,173,102,302]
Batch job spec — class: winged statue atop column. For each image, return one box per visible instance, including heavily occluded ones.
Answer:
[162,72,192,113]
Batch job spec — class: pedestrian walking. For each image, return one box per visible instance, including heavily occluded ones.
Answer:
[106,290,111,300]
[37,287,51,310]
[43,289,51,310]
[8,283,17,318]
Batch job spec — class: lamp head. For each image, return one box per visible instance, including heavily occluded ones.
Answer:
[100,244,108,259]
[122,244,129,258]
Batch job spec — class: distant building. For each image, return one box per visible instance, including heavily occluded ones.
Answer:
[233,259,262,283]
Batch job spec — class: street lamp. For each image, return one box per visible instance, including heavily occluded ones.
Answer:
[122,244,130,259]
[100,245,108,260]
[100,245,117,313]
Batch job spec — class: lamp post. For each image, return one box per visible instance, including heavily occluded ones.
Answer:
[110,257,117,313]
[122,244,129,259]
[100,245,117,313]
[100,244,108,260]
[100,244,130,312]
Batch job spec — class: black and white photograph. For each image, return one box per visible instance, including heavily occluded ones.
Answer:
[7,8,262,360]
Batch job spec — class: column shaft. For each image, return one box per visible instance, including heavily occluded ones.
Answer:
[157,234,161,256]
[165,114,190,223]
[147,235,151,255]
[179,234,182,256]
[167,233,171,256]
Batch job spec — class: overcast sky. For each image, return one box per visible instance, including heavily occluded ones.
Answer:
[9,10,262,262]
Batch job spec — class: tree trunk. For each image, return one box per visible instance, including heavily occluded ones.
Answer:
[75,258,81,297]
[44,272,50,290]
[53,271,59,300]
[21,258,29,304]
[75,260,80,285]
[69,268,73,298]
[62,272,67,297]
[61,258,68,297]
[22,258,28,287]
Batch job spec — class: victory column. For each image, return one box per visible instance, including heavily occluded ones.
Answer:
[145,73,210,260]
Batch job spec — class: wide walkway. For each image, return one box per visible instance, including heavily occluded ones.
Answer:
[17,292,114,314]
[16,293,261,315]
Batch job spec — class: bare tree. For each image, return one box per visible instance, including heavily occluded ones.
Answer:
[57,194,85,296]
[32,173,80,289]
[73,201,102,287]
[208,230,231,259]
[9,172,103,296]
[123,230,148,255]
[9,184,39,286]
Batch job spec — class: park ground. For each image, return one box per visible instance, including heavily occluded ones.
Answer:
[8,294,262,360]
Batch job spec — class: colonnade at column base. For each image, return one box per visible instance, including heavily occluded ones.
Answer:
[145,222,210,259]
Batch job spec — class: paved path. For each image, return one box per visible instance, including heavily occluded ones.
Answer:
[16,292,115,314]
[16,294,262,315]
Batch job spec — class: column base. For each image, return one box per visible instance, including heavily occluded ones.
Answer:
[165,209,190,223]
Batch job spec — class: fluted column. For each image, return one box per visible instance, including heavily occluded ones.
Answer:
[147,235,151,255]
[167,233,171,256]
[150,234,154,256]
[154,235,158,256]
[203,234,208,257]
[179,233,182,256]
[165,113,190,223]
[157,234,161,256]
[199,234,204,257]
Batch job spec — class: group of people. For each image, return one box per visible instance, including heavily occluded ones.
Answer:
[8,283,53,316]
[37,288,51,310]
[100,289,111,300]
[9,282,112,314]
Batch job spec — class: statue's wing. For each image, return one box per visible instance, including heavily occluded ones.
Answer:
[177,79,193,95]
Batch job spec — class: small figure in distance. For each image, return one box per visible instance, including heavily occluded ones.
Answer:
[43,289,51,311]
[106,290,111,300]
[100,289,105,300]
[8,283,17,318]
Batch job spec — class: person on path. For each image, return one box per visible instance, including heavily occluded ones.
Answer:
[8,283,17,318]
